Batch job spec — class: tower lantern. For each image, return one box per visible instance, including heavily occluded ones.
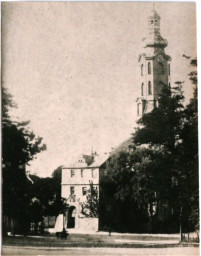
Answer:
[148,9,161,36]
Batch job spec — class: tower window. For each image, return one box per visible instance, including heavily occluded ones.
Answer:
[81,169,84,177]
[158,63,164,75]
[141,83,144,96]
[168,64,170,76]
[91,169,94,177]
[141,64,143,76]
[148,81,152,95]
[137,103,141,116]
[142,100,146,114]
[148,62,151,74]
[71,169,75,177]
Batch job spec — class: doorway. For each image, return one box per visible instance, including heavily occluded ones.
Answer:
[67,206,76,228]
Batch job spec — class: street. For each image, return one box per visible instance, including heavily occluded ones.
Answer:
[2,246,199,256]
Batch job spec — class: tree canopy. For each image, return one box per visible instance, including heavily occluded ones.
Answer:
[2,86,47,235]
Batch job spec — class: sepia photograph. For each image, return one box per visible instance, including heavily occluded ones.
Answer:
[1,1,199,255]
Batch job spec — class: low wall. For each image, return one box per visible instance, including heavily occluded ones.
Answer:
[77,217,98,232]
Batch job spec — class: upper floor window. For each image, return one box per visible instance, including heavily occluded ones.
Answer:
[81,169,84,177]
[82,187,87,196]
[141,64,143,76]
[141,83,144,96]
[70,186,75,195]
[168,64,170,76]
[91,169,94,177]
[148,62,151,74]
[71,169,75,177]
[148,81,152,95]
[158,62,164,75]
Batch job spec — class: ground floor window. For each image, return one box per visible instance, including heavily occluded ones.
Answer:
[82,187,87,196]
[70,186,75,195]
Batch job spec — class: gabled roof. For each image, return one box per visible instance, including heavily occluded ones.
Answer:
[89,154,110,168]
[62,137,135,169]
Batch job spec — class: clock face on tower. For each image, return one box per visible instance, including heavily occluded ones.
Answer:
[157,55,164,63]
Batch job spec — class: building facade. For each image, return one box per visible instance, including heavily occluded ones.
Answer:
[60,154,107,232]
[136,9,171,116]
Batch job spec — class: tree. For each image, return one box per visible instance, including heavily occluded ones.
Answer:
[105,147,175,233]
[179,58,198,234]
[28,167,68,233]
[132,57,198,235]
[2,86,46,235]
[80,182,99,218]
[134,85,184,153]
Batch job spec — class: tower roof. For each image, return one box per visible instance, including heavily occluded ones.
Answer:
[148,9,161,20]
[142,8,168,50]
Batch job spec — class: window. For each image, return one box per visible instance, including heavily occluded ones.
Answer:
[81,169,84,177]
[71,169,75,177]
[141,64,143,76]
[168,64,170,76]
[82,187,87,196]
[141,83,144,96]
[148,62,151,74]
[168,82,171,90]
[91,169,94,177]
[148,81,152,95]
[158,62,164,75]
[142,100,146,114]
[137,103,141,116]
[70,186,75,195]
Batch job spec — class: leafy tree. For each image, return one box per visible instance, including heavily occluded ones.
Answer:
[134,85,184,153]
[105,148,175,233]
[2,86,46,235]
[132,58,198,234]
[80,182,99,218]
[28,167,67,233]
[179,58,198,233]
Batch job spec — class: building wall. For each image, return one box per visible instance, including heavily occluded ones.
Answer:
[62,167,99,201]
[61,166,100,232]
[153,56,170,97]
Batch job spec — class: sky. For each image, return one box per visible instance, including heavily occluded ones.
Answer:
[2,2,197,177]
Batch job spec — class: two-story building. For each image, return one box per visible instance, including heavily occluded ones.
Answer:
[60,153,108,232]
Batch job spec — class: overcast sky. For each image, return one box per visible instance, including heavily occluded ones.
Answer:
[2,2,196,177]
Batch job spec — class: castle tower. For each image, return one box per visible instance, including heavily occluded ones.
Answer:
[136,8,171,116]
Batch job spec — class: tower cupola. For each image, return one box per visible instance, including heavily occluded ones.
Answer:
[142,8,168,50]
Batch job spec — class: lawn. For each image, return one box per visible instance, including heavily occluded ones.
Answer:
[2,233,182,248]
